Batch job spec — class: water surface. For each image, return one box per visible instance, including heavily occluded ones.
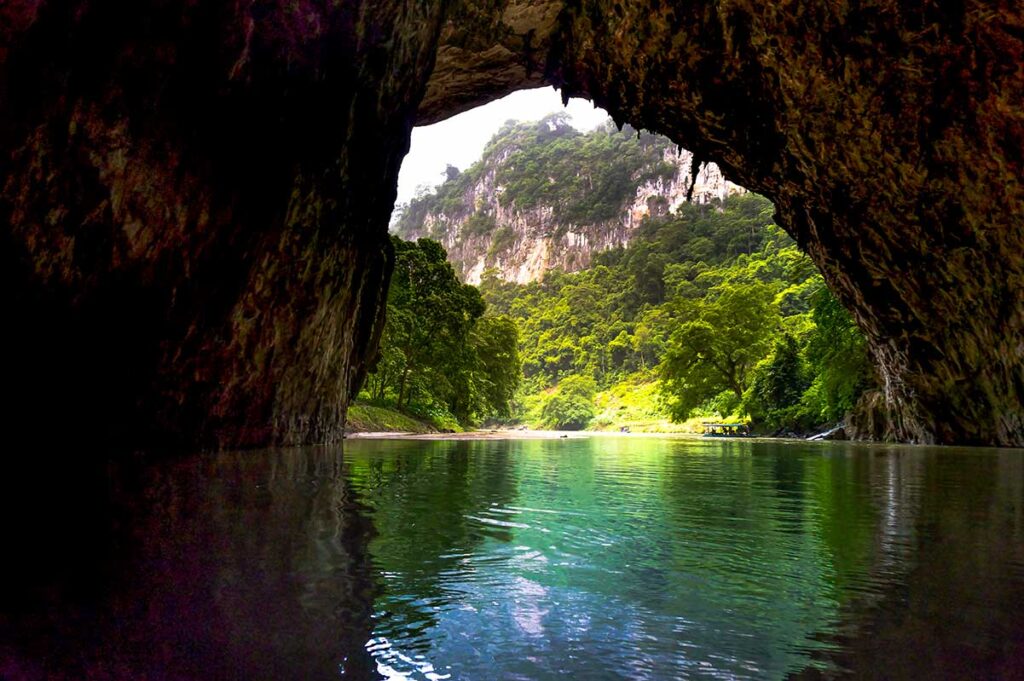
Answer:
[3,437,1023,679]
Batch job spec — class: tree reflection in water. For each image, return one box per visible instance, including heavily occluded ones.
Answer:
[2,440,1023,680]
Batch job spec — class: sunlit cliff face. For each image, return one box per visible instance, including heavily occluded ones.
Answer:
[1,1,1022,447]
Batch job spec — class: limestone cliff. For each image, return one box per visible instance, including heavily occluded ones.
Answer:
[394,118,742,283]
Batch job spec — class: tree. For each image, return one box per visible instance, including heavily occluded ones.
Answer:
[541,375,597,430]
[377,237,484,413]
[743,334,811,428]
[803,287,873,421]
[365,237,523,426]
[660,281,778,420]
[466,315,521,419]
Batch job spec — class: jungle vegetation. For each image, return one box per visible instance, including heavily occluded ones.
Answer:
[479,194,874,432]
[359,236,521,430]
[381,114,873,433]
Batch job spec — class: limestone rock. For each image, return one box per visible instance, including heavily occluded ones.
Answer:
[395,134,741,284]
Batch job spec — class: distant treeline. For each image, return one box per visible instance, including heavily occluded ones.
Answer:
[479,194,875,432]
[369,194,873,433]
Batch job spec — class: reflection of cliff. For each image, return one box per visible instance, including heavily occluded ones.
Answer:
[0,447,378,680]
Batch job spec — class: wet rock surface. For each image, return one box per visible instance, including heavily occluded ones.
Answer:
[1,1,445,448]
[2,1,1022,446]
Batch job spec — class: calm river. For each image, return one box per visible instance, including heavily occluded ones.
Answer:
[2,437,1023,680]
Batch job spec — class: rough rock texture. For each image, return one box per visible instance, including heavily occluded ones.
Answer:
[398,143,740,284]
[1,1,448,447]
[2,1,1022,446]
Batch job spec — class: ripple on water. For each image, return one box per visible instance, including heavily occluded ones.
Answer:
[346,438,1024,680]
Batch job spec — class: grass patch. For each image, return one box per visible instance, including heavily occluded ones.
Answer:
[347,403,437,434]
[590,378,700,433]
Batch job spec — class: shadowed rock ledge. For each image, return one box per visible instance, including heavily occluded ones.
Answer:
[2,1,1022,447]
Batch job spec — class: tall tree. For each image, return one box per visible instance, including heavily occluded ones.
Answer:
[466,316,521,419]
[660,281,778,419]
[384,237,484,410]
[743,334,811,428]
[366,236,521,424]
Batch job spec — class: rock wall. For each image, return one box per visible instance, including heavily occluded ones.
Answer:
[0,1,446,448]
[2,1,1022,447]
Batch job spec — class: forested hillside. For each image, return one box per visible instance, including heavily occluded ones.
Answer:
[392,114,741,284]
[479,194,874,433]
[358,237,521,431]
[364,193,872,433]
[375,119,873,434]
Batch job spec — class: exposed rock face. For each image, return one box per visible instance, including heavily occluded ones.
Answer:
[2,1,1022,446]
[396,133,740,284]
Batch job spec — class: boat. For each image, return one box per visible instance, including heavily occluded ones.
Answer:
[701,422,753,438]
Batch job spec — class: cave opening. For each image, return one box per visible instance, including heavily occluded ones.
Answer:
[3,3,1024,678]
[374,86,868,437]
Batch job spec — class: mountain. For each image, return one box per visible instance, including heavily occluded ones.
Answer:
[391,113,744,284]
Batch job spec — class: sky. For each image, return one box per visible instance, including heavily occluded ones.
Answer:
[395,86,610,206]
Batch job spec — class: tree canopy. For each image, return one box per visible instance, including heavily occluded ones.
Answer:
[478,194,874,432]
[362,236,521,427]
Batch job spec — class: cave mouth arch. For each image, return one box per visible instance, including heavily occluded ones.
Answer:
[412,0,1024,446]
[392,89,855,431]
[2,1,1021,448]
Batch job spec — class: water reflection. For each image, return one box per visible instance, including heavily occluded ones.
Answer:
[342,439,1024,680]
[2,439,1023,680]
[1,447,377,680]
[808,448,1024,680]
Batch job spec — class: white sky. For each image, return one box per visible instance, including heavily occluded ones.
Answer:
[395,86,610,206]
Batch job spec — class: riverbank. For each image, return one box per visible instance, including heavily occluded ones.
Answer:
[346,403,437,435]
[345,401,839,441]
[348,428,600,440]
[346,425,847,443]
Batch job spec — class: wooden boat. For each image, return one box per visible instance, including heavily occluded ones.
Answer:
[701,422,753,438]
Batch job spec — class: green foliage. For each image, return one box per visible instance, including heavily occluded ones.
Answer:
[660,281,779,420]
[363,236,521,426]
[463,211,496,237]
[393,114,679,244]
[489,115,671,224]
[478,193,874,433]
[743,335,813,431]
[487,225,516,261]
[590,376,694,432]
[802,287,874,422]
[346,403,436,434]
[464,315,521,420]
[540,375,598,430]
[392,116,874,434]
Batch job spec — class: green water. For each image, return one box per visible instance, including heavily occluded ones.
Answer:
[4,437,1023,680]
